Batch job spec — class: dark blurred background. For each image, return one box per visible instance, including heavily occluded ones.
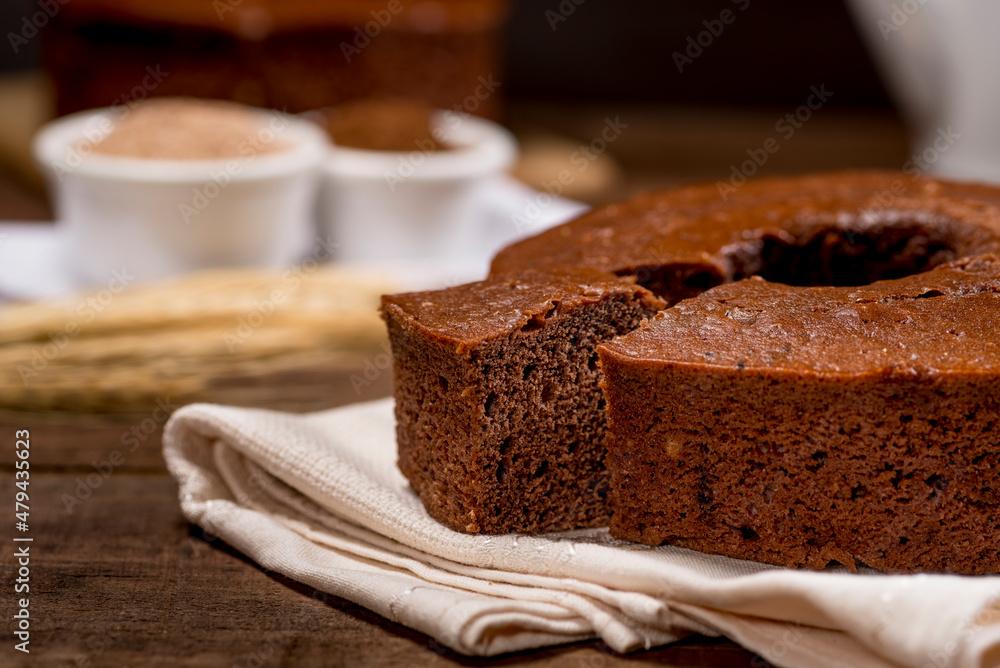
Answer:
[0,0,908,215]
[0,0,894,106]
[505,1,890,107]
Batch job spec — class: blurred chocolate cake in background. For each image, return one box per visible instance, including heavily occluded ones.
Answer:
[41,0,507,116]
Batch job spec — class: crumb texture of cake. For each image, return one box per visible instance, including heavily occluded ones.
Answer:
[84,98,288,159]
[599,256,1000,574]
[382,270,662,533]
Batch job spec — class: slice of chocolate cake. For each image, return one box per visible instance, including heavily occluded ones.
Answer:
[599,256,1000,574]
[382,270,662,533]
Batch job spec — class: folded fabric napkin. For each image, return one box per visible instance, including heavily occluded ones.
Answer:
[163,398,1000,667]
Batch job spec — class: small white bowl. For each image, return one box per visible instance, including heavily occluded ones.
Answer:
[319,110,517,263]
[33,106,328,286]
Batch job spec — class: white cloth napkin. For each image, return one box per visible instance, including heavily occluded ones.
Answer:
[163,398,1000,667]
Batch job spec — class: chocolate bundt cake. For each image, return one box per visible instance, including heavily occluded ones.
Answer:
[382,171,1000,574]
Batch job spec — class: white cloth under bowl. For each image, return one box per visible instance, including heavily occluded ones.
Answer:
[162,398,1000,667]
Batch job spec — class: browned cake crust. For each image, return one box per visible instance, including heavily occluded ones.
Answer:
[384,170,1000,573]
[381,270,662,533]
[599,256,1000,574]
[491,172,1000,288]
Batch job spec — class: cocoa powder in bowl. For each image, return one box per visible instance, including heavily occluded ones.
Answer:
[318,98,449,153]
[83,98,289,160]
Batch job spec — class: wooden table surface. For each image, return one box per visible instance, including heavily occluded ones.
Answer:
[0,104,909,666]
[0,390,764,668]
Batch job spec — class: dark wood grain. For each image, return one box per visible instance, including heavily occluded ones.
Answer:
[0,364,394,471]
[0,381,764,667]
[0,472,762,667]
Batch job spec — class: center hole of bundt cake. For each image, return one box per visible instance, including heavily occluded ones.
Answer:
[616,264,726,306]
[743,224,958,287]
[620,223,960,303]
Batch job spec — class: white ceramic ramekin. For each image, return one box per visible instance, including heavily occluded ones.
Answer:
[319,110,517,263]
[33,106,328,286]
